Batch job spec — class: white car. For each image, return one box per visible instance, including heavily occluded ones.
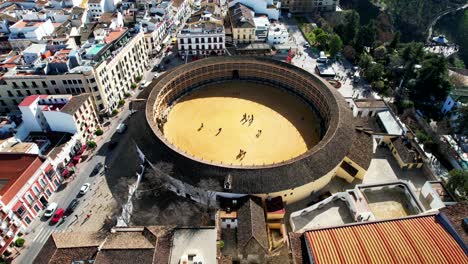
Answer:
[44,203,58,218]
[79,183,91,195]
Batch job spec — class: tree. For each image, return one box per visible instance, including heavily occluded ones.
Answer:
[446,169,468,201]
[373,45,387,60]
[95,128,103,136]
[328,34,343,57]
[197,178,222,214]
[341,10,360,45]
[342,45,357,61]
[364,62,384,82]
[358,53,373,69]
[355,21,377,52]
[86,141,97,149]
[456,105,468,134]
[389,31,400,50]
[315,32,329,49]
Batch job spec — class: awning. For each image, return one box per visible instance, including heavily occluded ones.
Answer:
[78,144,87,155]
[62,169,70,178]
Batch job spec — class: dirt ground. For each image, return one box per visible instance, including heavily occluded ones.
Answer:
[163,81,321,166]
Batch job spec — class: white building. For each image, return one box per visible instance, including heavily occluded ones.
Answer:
[88,0,106,21]
[8,19,55,50]
[267,23,288,45]
[22,44,46,64]
[177,22,225,56]
[0,28,149,116]
[253,16,269,42]
[228,0,280,20]
[18,94,100,141]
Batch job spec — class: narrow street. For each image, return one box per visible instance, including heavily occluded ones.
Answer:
[13,107,132,263]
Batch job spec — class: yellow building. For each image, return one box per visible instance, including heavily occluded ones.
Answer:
[229,3,256,44]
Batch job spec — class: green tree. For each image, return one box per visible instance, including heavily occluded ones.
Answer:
[410,54,452,112]
[328,34,343,57]
[342,45,357,61]
[364,62,384,82]
[389,31,400,50]
[315,32,329,49]
[355,21,377,51]
[373,45,387,60]
[95,128,103,136]
[358,53,373,69]
[343,10,360,45]
[312,28,325,36]
[305,31,316,45]
[87,141,97,149]
[446,169,468,201]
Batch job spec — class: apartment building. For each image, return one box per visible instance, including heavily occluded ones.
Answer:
[281,0,338,13]
[229,3,255,44]
[8,19,55,50]
[0,27,149,116]
[177,22,225,56]
[18,94,100,141]
[267,23,289,45]
[0,153,61,256]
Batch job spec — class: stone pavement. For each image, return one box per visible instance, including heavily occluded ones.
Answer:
[64,176,118,232]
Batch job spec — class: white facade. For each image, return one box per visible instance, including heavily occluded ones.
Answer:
[22,44,46,64]
[267,24,289,45]
[88,0,106,21]
[9,19,55,41]
[253,16,270,41]
[177,23,225,56]
[229,0,280,20]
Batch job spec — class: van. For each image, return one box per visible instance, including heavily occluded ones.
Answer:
[116,123,127,134]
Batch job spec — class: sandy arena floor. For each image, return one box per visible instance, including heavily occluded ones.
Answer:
[163,81,321,166]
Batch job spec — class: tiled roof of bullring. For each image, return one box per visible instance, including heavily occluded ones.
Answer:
[137,57,366,194]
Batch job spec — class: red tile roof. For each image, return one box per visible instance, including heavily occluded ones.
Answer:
[304,215,468,264]
[0,153,43,204]
[18,95,48,107]
[105,28,126,44]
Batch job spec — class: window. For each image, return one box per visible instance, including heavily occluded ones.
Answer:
[78,80,82,84]
[26,194,33,203]
[26,90,31,95]
[55,88,59,93]
[46,189,51,196]
[7,91,13,97]
[32,81,37,88]
[33,204,40,213]
[24,216,31,224]
[67,80,72,84]
[16,206,25,217]
[36,90,40,94]
[51,80,56,85]
[46,89,51,95]
[62,80,67,85]
[42,81,47,87]
[33,186,40,195]
[73,80,78,84]
[39,178,46,187]
[66,88,70,93]
[22,82,28,88]
[0,100,5,106]
[12,82,18,88]
[16,90,23,97]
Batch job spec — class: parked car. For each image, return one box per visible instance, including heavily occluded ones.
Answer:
[91,162,103,176]
[151,65,159,72]
[108,141,118,150]
[116,123,127,134]
[44,203,58,218]
[50,208,64,224]
[65,199,80,216]
[79,183,91,195]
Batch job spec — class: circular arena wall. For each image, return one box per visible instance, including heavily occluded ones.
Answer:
[145,57,354,196]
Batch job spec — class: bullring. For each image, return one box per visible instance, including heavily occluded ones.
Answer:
[138,57,372,203]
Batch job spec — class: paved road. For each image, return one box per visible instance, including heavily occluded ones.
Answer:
[14,109,132,263]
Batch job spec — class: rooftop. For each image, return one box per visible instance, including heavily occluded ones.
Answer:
[304,215,468,263]
[0,153,43,204]
[18,95,48,107]
[377,110,404,135]
[229,3,255,28]
[60,93,90,115]
[105,27,127,44]
[169,227,217,264]
[354,98,387,109]
[440,202,468,245]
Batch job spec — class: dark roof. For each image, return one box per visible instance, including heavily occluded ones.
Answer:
[229,3,255,28]
[34,235,99,264]
[289,232,306,264]
[95,249,156,264]
[391,137,422,164]
[354,98,387,109]
[346,128,373,169]
[61,93,91,115]
[440,202,468,245]
[237,198,268,252]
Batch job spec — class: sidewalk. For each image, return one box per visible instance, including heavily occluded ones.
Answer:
[64,177,118,232]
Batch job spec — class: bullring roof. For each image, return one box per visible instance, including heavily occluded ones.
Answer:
[138,57,367,194]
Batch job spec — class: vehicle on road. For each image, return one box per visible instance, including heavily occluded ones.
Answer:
[50,208,64,224]
[303,43,311,48]
[79,183,91,195]
[65,199,80,216]
[91,162,103,176]
[151,65,159,72]
[108,141,118,150]
[140,81,151,89]
[44,203,58,218]
[116,123,127,134]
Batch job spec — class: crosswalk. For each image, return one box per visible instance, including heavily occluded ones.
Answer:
[32,228,67,244]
